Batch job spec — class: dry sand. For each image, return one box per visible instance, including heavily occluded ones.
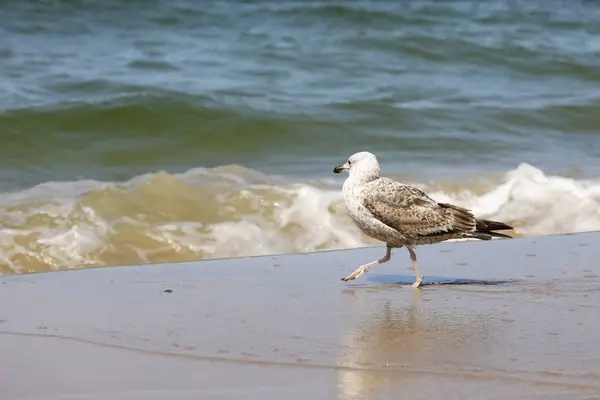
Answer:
[2,232,600,399]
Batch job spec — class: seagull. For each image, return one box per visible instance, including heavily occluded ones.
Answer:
[333,151,513,288]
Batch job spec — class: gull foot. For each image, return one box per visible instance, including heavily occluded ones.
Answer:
[341,269,366,282]
[412,278,424,288]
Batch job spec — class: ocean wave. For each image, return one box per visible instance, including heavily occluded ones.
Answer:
[0,162,598,275]
[0,92,355,185]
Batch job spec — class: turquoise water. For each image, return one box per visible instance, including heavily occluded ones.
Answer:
[1,0,600,274]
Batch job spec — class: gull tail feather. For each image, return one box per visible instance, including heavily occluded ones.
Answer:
[469,218,514,240]
[467,231,513,240]
[437,202,514,240]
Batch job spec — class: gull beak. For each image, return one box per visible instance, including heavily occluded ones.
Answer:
[333,163,348,174]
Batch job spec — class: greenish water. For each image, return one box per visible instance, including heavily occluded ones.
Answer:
[1,0,600,274]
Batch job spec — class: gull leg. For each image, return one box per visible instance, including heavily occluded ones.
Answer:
[407,246,424,288]
[341,246,392,281]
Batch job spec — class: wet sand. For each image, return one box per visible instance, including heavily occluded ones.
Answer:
[2,232,600,399]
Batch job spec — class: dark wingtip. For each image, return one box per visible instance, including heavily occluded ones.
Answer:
[476,219,513,231]
[488,231,514,239]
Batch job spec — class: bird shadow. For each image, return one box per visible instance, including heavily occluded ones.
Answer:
[361,274,520,286]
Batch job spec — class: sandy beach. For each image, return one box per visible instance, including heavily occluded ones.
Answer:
[2,232,600,399]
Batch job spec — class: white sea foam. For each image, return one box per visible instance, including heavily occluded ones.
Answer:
[427,163,600,237]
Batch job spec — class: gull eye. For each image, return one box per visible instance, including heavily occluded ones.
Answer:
[348,160,352,165]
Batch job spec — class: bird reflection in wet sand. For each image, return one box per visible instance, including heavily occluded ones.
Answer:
[333,151,513,288]
[336,290,496,399]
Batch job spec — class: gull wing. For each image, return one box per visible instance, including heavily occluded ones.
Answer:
[362,178,476,238]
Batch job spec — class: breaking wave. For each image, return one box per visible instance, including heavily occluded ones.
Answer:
[1,162,598,275]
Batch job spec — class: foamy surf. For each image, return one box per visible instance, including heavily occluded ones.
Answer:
[0,163,598,275]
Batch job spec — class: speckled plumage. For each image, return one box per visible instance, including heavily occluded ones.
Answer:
[333,151,513,287]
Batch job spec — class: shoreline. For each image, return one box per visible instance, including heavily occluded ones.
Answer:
[2,232,600,399]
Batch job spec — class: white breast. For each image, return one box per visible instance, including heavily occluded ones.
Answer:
[342,178,368,225]
[342,177,402,244]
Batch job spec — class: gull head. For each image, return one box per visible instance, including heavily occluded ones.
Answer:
[333,151,380,181]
